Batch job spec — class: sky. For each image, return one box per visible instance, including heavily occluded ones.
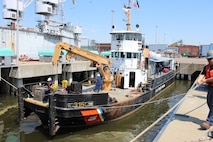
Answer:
[0,0,213,46]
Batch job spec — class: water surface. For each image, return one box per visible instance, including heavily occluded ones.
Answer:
[0,80,192,142]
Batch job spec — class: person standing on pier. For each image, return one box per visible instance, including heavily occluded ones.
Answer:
[196,50,213,129]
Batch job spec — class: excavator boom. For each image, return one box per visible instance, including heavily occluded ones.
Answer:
[52,42,112,65]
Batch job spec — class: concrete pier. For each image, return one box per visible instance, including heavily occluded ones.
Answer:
[0,60,97,94]
[175,57,207,80]
[154,85,212,142]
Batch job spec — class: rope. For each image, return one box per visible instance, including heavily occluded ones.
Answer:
[175,63,192,74]
[130,81,198,142]
[80,76,92,83]
[0,73,185,109]
[101,93,185,109]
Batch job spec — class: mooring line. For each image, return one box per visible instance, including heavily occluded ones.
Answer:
[101,93,185,109]
[129,95,186,142]
[175,63,192,74]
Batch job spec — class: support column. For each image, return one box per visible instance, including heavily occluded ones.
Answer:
[11,78,16,95]
[176,74,180,79]
[18,87,24,123]
[188,75,191,80]
[49,93,56,136]
[40,76,46,82]
[67,72,73,85]
[88,70,95,85]
[3,68,10,94]
[84,71,88,82]
[17,78,23,87]
[90,70,95,79]
[15,79,23,96]
[181,74,184,80]
[62,71,66,80]
[54,74,58,85]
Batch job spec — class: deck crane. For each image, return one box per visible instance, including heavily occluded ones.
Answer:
[52,42,114,91]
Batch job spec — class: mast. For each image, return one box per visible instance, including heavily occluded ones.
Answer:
[126,6,131,31]
[125,0,132,31]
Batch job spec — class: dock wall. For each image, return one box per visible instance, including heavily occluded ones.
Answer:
[176,64,204,81]
[175,57,206,81]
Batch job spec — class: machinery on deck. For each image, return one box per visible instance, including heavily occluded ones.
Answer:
[52,42,113,90]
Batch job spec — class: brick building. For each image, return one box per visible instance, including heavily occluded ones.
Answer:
[95,43,111,52]
[169,45,199,57]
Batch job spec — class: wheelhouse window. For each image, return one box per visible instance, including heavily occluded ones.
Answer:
[126,34,130,40]
[133,53,137,58]
[111,52,115,58]
[137,34,142,41]
[111,34,116,41]
[115,52,120,58]
[127,52,131,58]
[121,52,125,58]
[116,34,123,40]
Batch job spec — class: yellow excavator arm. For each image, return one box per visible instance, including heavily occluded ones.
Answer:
[52,42,113,90]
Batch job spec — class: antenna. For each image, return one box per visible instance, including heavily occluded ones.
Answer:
[60,2,65,24]
[111,10,114,26]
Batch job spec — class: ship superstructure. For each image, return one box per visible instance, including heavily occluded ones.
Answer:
[110,2,147,89]
[1,0,82,60]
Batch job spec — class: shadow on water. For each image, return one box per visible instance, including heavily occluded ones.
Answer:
[0,80,192,142]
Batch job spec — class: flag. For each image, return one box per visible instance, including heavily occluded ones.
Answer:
[123,4,128,14]
[134,0,140,8]
[124,4,126,8]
